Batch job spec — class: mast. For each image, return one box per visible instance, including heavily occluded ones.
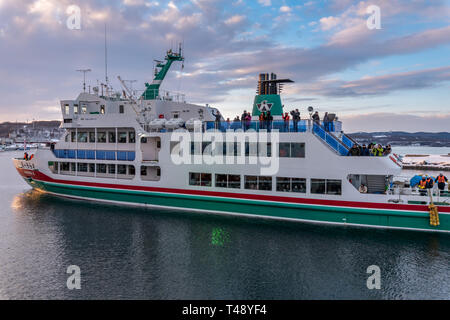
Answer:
[142,44,184,100]
[104,24,108,87]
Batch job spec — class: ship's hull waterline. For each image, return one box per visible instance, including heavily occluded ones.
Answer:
[18,169,450,233]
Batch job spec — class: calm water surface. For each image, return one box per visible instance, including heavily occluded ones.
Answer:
[0,151,449,299]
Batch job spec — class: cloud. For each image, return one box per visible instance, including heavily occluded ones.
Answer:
[342,113,450,133]
[258,0,271,7]
[224,15,246,25]
[279,6,292,13]
[296,66,450,97]
[319,16,340,30]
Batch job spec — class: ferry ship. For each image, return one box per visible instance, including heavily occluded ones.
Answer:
[13,47,449,233]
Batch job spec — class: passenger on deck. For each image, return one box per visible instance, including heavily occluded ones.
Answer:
[323,112,330,132]
[435,173,448,192]
[282,112,290,131]
[372,144,384,156]
[265,111,273,132]
[214,110,221,130]
[359,184,368,193]
[312,111,320,124]
[259,112,266,129]
[426,177,434,189]
[290,109,300,132]
[226,118,231,129]
[244,113,251,131]
[418,176,427,195]
[241,111,248,129]
[348,144,360,156]
[24,152,28,161]
[384,144,392,155]
[361,144,370,156]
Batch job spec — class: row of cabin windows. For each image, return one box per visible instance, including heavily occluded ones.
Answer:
[51,162,136,176]
[184,142,305,158]
[50,162,161,179]
[188,173,341,195]
[64,104,124,115]
[65,130,135,143]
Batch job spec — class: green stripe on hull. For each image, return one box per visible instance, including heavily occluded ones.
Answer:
[29,179,449,232]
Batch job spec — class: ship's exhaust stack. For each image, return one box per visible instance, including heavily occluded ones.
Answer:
[252,73,294,118]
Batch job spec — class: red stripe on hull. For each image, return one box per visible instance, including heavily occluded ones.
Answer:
[25,170,450,213]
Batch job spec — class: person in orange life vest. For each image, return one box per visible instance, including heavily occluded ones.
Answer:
[282,112,290,131]
[418,176,427,195]
[435,173,448,191]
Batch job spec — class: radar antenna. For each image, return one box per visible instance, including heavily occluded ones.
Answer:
[76,69,91,92]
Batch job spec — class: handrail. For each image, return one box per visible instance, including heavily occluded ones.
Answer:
[342,133,359,149]
[312,122,349,156]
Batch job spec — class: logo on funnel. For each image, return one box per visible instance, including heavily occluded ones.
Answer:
[257,100,273,112]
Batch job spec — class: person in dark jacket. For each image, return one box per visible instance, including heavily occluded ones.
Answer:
[426,177,434,189]
[361,144,370,156]
[290,109,300,132]
[265,111,273,132]
[323,112,330,132]
[312,111,320,124]
[348,144,360,156]
[214,110,222,130]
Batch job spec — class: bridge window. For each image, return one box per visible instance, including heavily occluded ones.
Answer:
[89,132,96,143]
[77,132,88,143]
[64,104,70,115]
[73,104,79,114]
[81,105,87,114]
[97,132,106,143]
[100,105,105,114]
[119,105,124,114]
[118,132,127,143]
[129,131,135,143]
[108,131,116,143]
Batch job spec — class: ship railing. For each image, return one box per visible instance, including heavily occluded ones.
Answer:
[312,122,349,156]
[135,89,186,103]
[201,120,342,133]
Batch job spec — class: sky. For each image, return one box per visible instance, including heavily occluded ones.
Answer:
[0,0,449,132]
